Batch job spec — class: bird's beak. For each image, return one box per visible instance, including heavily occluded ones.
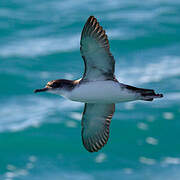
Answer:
[34,87,49,93]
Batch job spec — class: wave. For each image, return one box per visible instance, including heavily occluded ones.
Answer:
[0,96,82,133]
[1,33,179,58]
[116,56,180,85]
[105,6,175,22]
[0,35,80,57]
[2,162,180,180]
[1,0,179,58]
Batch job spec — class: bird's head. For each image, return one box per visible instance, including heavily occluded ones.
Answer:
[34,79,74,94]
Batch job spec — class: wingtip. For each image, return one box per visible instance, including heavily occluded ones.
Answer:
[86,16,96,24]
[88,15,95,19]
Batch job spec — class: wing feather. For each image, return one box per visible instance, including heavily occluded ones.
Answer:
[81,103,115,152]
[80,16,115,81]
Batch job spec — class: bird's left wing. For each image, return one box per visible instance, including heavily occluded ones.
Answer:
[81,103,115,152]
[80,16,115,81]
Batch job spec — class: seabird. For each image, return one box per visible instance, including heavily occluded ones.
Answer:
[34,16,163,153]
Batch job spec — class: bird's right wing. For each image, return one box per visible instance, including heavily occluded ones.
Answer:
[81,103,115,152]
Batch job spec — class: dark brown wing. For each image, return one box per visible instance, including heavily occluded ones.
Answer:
[81,103,115,152]
[80,16,115,81]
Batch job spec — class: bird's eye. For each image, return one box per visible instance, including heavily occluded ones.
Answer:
[52,82,61,88]
[53,82,57,87]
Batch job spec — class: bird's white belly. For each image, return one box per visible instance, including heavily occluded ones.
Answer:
[68,81,138,103]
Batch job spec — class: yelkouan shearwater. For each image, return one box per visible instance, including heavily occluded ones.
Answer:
[35,16,163,153]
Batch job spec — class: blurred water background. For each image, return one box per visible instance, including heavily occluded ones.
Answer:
[0,0,180,179]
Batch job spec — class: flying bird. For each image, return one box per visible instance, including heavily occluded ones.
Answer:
[34,16,163,152]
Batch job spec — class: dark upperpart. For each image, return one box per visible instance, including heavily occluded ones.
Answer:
[34,79,79,93]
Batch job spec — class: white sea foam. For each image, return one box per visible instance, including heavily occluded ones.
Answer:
[0,35,80,57]
[139,156,156,165]
[116,56,180,85]
[95,153,107,163]
[137,122,148,131]
[0,96,82,133]
[4,164,180,180]
[106,7,173,22]
[162,157,180,165]
[165,92,180,101]
[146,137,159,145]
[163,112,174,120]
[107,28,146,40]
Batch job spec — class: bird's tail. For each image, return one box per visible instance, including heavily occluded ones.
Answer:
[124,84,163,101]
[140,88,163,101]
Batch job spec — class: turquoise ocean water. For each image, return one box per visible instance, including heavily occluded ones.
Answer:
[1,0,180,179]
